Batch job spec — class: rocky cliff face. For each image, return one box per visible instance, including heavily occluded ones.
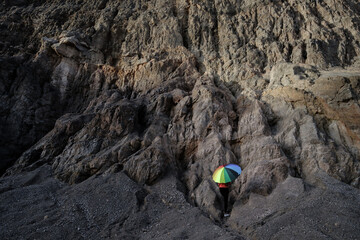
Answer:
[1,0,360,239]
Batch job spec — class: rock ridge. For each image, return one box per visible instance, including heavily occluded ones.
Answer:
[1,0,360,239]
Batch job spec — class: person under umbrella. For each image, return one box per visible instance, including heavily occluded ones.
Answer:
[212,164,242,217]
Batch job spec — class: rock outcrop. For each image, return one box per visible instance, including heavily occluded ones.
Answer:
[1,0,360,239]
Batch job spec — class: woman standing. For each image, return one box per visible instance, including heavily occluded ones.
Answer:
[218,182,231,217]
[212,164,241,218]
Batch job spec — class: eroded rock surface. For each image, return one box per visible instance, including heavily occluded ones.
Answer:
[1,0,360,239]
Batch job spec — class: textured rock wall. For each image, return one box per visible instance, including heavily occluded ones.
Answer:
[1,0,360,239]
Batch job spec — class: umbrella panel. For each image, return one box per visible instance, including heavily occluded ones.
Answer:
[225,164,242,174]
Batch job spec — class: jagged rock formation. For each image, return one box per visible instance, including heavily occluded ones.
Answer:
[1,0,360,239]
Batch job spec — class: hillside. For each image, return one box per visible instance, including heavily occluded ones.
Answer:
[1,0,360,239]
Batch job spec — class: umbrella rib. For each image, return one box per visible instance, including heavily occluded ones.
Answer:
[226,168,239,178]
[225,169,237,181]
[223,169,232,183]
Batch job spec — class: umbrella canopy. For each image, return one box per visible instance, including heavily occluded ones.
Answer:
[212,164,242,183]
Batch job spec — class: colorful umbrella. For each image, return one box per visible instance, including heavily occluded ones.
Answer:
[212,164,242,183]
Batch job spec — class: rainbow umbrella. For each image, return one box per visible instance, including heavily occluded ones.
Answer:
[212,164,242,183]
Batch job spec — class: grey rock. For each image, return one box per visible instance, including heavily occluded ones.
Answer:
[228,176,360,240]
[1,0,360,239]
